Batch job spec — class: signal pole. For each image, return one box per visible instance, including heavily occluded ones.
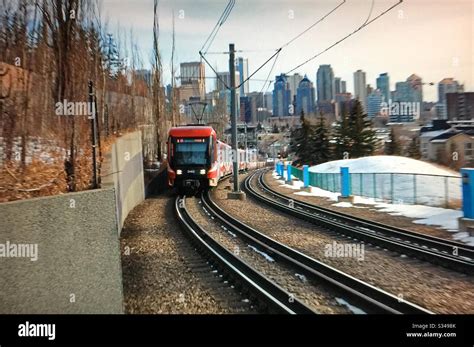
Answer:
[228,43,246,200]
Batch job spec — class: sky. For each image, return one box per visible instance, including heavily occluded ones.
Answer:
[101,0,474,102]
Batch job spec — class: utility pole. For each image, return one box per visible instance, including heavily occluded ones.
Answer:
[228,43,246,200]
[88,81,98,189]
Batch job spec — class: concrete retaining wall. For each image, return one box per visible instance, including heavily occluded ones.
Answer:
[0,188,123,313]
[102,131,145,233]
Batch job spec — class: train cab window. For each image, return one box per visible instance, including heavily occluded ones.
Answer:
[174,138,209,166]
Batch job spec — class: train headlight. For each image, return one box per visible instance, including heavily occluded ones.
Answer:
[200,169,206,175]
[177,169,182,175]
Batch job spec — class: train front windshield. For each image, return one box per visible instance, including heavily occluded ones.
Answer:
[174,138,209,166]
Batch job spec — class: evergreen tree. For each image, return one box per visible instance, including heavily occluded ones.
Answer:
[348,100,377,158]
[332,109,352,160]
[309,113,331,164]
[385,128,401,155]
[406,136,421,159]
[290,112,312,166]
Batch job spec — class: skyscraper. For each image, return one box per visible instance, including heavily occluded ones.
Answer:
[296,75,316,116]
[236,57,249,96]
[215,71,240,92]
[341,80,347,93]
[393,74,423,109]
[264,92,273,112]
[179,61,206,101]
[240,96,251,123]
[272,74,291,117]
[287,73,304,105]
[407,74,423,104]
[353,69,367,110]
[437,78,464,119]
[316,65,335,102]
[367,89,383,118]
[335,77,342,94]
[376,73,390,103]
[447,92,474,121]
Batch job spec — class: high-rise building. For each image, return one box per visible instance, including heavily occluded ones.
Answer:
[179,62,206,101]
[272,74,292,117]
[376,73,390,103]
[316,65,335,102]
[215,71,240,92]
[335,77,342,94]
[367,89,383,119]
[446,92,474,121]
[335,93,353,120]
[366,84,374,96]
[236,57,249,96]
[287,73,304,105]
[437,78,464,119]
[407,74,423,104]
[296,75,315,116]
[341,80,347,93]
[264,92,273,114]
[240,96,252,123]
[247,91,265,124]
[353,69,367,110]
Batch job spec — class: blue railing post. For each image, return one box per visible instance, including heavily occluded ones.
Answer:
[460,168,474,236]
[303,165,309,188]
[340,167,351,198]
[286,164,292,183]
[461,168,474,218]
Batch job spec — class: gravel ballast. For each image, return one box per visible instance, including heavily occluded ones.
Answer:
[185,196,352,314]
[121,191,254,314]
[211,172,474,314]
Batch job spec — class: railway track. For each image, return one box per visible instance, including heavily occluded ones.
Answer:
[244,169,474,275]
[197,186,431,314]
[174,196,316,314]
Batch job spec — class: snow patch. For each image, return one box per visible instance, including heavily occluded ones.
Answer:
[294,187,340,201]
[332,202,353,208]
[248,245,275,262]
[335,297,366,315]
[309,155,458,176]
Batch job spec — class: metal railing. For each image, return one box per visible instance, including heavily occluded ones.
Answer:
[287,166,461,209]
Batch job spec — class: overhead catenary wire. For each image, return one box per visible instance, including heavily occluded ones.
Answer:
[258,50,281,96]
[235,0,346,90]
[281,0,347,48]
[200,0,235,55]
[199,0,345,92]
[285,0,403,75]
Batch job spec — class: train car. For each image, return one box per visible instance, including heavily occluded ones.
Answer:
[167,124,262,195]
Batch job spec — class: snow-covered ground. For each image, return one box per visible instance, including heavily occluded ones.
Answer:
[273,165,474,246]
[308,156,461,207]
[0,136,66,167]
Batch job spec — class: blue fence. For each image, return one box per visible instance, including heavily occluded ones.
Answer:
[277,164,461,209]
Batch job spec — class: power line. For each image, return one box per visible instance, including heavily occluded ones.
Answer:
[285,0,403,75]
[281,0,346,48]
[235,0,346,91]
[236,48,282,90]
[259,50,281,96]
[200,0,235,55]
[362,0,376,26]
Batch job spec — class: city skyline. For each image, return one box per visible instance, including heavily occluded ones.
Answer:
[102,0,473,102]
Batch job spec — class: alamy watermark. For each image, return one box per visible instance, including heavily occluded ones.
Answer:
[55,99,95,118]
[380,101,420,118]
[324,241,365,261]
[0,241,38,261]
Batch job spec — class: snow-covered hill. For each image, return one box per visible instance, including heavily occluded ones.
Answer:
[309,155,459,176]
[308,156,461,207]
